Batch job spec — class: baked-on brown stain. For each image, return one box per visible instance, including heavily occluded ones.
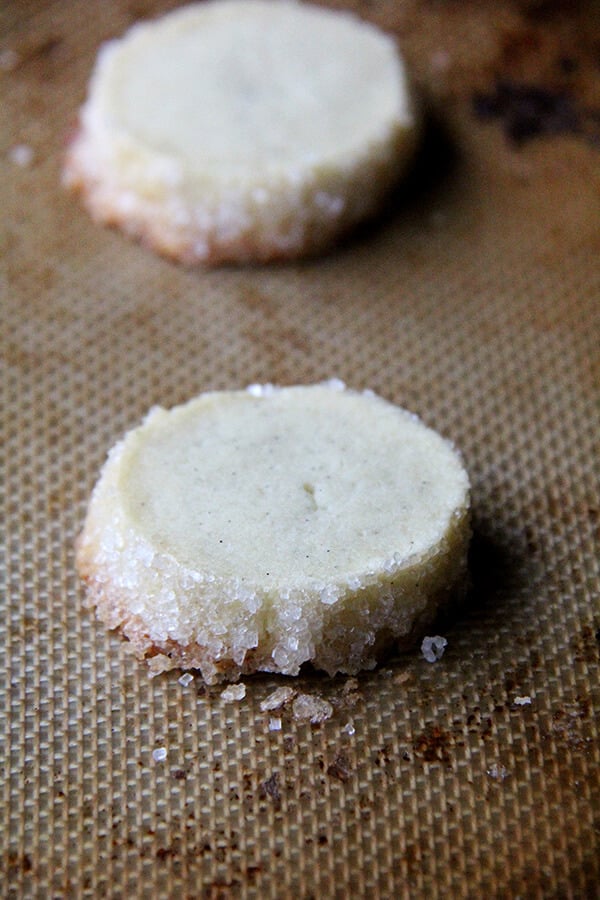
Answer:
[413,725,453,764]
[326,752,352,784]
[260,772,281,805]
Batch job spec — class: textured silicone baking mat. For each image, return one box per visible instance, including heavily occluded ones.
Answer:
[1,1,599,896]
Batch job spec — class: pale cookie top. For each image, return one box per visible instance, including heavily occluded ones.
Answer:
[86,0,412,186]
[114,383,469,590]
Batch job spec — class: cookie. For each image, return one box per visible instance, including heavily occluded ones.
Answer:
[76,383,471,682]
[63,0,417,263]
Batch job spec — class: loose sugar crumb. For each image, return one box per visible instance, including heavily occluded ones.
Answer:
[292,693,333,724]
[269,717,282,732]
[421,635,448,663]
[260,686,296,712]
[220,683,246,702]
[514,695,532,706]
[342,678,359,695]
[9,144,34,167]
[342,720,355,736]
[178,672,194,687]
[152,747,167,762]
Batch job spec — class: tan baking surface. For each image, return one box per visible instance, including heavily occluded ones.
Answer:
[1,1,599,897]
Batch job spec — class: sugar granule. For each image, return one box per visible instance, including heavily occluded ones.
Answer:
[246,382,276,397]
[514,695,532,706]
[152,747,167,762]
[421,635,448,663]
[178,672,194,687]
[487,763,508,780]
[292,693,333,724]
[220,683,246,702]
[269,717,282,731]
[342,720,355,736]
[260,686,296,712]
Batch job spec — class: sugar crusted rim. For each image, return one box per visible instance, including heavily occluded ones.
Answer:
[63,0,418,263]
[76,383,471,682]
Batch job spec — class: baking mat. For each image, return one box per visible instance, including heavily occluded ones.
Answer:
[1,1,599,896]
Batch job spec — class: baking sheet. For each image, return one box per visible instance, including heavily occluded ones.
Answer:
[1,1,599,896]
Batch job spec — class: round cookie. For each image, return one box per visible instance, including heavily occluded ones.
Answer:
[63,0,418,264]
[76,383,471,683]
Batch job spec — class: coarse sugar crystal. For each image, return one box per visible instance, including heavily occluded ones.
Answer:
[292,693,333,724]
[421,635,448,663]
[220,683,246,702]
[260,686,296,712]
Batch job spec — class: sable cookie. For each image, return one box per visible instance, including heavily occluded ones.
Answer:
[63,0,417,263]
[76,383,471,683]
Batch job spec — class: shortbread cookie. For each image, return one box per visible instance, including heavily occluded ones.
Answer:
[76,383,470,683]
[63,0,417,263]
